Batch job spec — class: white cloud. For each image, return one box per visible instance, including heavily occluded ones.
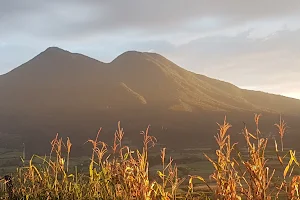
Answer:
[283,92,300,100]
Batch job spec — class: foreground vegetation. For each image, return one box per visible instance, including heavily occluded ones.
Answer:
[1,114,300,199]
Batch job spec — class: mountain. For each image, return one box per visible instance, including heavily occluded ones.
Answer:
[1,47,300,155]
[1,47,300,115]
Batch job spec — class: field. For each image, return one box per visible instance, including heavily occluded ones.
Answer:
[1,115,300,199]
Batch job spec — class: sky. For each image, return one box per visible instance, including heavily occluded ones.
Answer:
[0,0,300,99]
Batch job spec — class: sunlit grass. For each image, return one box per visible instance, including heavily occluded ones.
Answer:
[1,115,300,199]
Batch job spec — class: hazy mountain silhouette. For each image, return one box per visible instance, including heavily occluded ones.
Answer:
[1,47,300,155]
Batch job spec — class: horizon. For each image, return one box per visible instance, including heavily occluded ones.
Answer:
[0,1,300,99]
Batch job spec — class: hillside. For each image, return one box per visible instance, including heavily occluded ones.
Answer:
[1,47,300,115]
[1,47,300,155]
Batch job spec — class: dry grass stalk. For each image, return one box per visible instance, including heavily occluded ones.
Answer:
[3,116,300,200]
[275,115,288,152]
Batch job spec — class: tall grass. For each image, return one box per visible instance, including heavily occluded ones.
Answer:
[1,115,300,199]
[189,114,300,200]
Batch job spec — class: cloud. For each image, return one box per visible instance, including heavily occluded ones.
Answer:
[156,28,300,98]
[1,0,300,41]
[0,0,300,98]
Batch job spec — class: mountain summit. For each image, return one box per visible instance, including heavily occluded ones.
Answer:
[1,47,300,155]
[0,47,299,115]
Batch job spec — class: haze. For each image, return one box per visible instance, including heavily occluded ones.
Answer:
[0,0,300,99]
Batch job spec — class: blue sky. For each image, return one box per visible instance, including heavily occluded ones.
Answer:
[1,0,300,99]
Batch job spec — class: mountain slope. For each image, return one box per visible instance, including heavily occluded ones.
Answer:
[1,47,300,115]
[2,47,300,155]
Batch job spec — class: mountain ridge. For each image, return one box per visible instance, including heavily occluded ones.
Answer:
[1,46,300,116]
[1,46,300,155]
